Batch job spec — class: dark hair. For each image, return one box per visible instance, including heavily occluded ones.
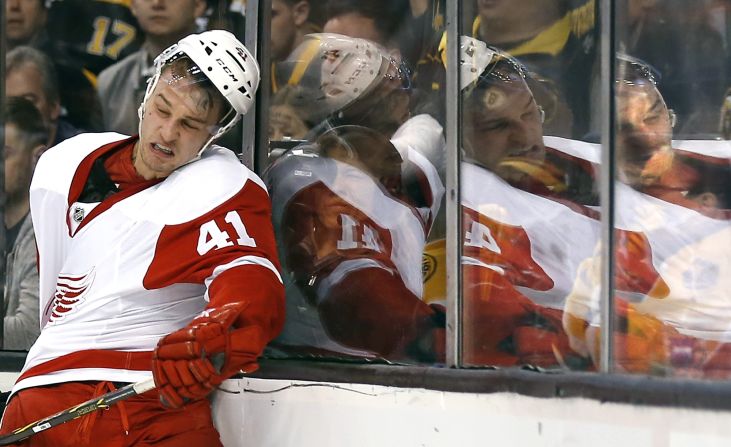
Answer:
[325,0,409,43]
[162,56,232,124]
[4,96,49,149]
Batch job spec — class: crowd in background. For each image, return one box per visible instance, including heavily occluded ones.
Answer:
[3,0,731,378]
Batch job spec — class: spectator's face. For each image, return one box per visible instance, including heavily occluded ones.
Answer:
[463,80,545,172]
[5,0,46,46]
[616,82,673,187]
[271,0,309,61]
[477,0,553,23]
[131,0,205,39]
[269,104,309,141]
[5,64,60,126]
[135,70,223,179]
[4,124,37,201]
[323,13,384,46]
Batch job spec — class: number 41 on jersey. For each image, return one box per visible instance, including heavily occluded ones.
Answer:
[197,211,256,255]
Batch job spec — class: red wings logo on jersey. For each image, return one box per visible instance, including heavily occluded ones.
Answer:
[44,269,96,326]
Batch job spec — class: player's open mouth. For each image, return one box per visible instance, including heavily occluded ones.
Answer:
[510,145,542,159]
[151,143,174,157]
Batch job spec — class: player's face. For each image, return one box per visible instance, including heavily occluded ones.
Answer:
[4,124,37,203]
[134,70,223,179]
[616,82,673,187]
[131,0,205,38]
[5,0,46,46]
[5,65,60,131]
[463,80,545,172]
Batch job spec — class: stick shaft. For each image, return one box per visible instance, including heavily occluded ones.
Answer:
[0,378,156,446]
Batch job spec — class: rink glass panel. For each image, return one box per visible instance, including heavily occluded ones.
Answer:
[609,0,731,378]
[262,1,449,365]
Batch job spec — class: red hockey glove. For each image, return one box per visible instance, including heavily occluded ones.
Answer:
[152,302,262,408]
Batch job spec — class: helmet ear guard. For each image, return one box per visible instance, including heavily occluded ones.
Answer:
[138,30,261,155]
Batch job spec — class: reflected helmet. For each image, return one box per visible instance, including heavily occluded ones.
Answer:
[454,36,529,93]
[277,33,406,124]
[139,30,260,148]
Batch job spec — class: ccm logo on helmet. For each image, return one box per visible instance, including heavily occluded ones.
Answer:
[235,47,249,61]
[216,59,239,82]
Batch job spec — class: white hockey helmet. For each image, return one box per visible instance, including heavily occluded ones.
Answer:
[276,33,405,124]
[458,35,499,90]
[138,30,260,153]
[456,36,530,92]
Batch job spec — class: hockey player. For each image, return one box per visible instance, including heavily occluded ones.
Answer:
[265,34,445,363]
[266,125,445,363]
[0,30,285,446]
[562,57,731,376]
[444,36,598,368]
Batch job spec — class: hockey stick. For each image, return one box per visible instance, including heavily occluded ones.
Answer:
[0,378,155,446]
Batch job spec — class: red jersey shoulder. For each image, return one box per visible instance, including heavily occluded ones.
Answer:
[281,182,395,279]
[144,175,279,290]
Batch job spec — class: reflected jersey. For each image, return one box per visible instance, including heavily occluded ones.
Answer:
[265,118,444,357]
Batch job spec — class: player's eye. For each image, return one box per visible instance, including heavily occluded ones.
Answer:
[182,120,199,131]
[479,121,508,132]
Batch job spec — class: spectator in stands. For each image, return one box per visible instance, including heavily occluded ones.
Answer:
[5,46,82,147]
[269,85,312,141]
[4,0,47,51]
[3,97,48,350]
[97,0,207,135]
[271,0,315,62]
[45,0,143,76]
[323,0,407,48]
[5,0,103,132]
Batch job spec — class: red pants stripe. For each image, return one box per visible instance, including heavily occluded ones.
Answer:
[0,382,223,447]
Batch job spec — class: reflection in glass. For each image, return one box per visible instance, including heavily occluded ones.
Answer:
[471,0,597,138]
[457,36,598,369]
[565,55,731,377]
[264,34,446,364]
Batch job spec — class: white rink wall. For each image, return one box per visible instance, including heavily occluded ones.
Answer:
[0,373,18,392]
[4,371,731,446]
[211,377,731,447]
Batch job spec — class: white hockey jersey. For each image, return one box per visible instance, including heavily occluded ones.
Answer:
[460,136,601,310]
[14,133,283,394]
[566,140,731,343]
[264,118,444,357]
